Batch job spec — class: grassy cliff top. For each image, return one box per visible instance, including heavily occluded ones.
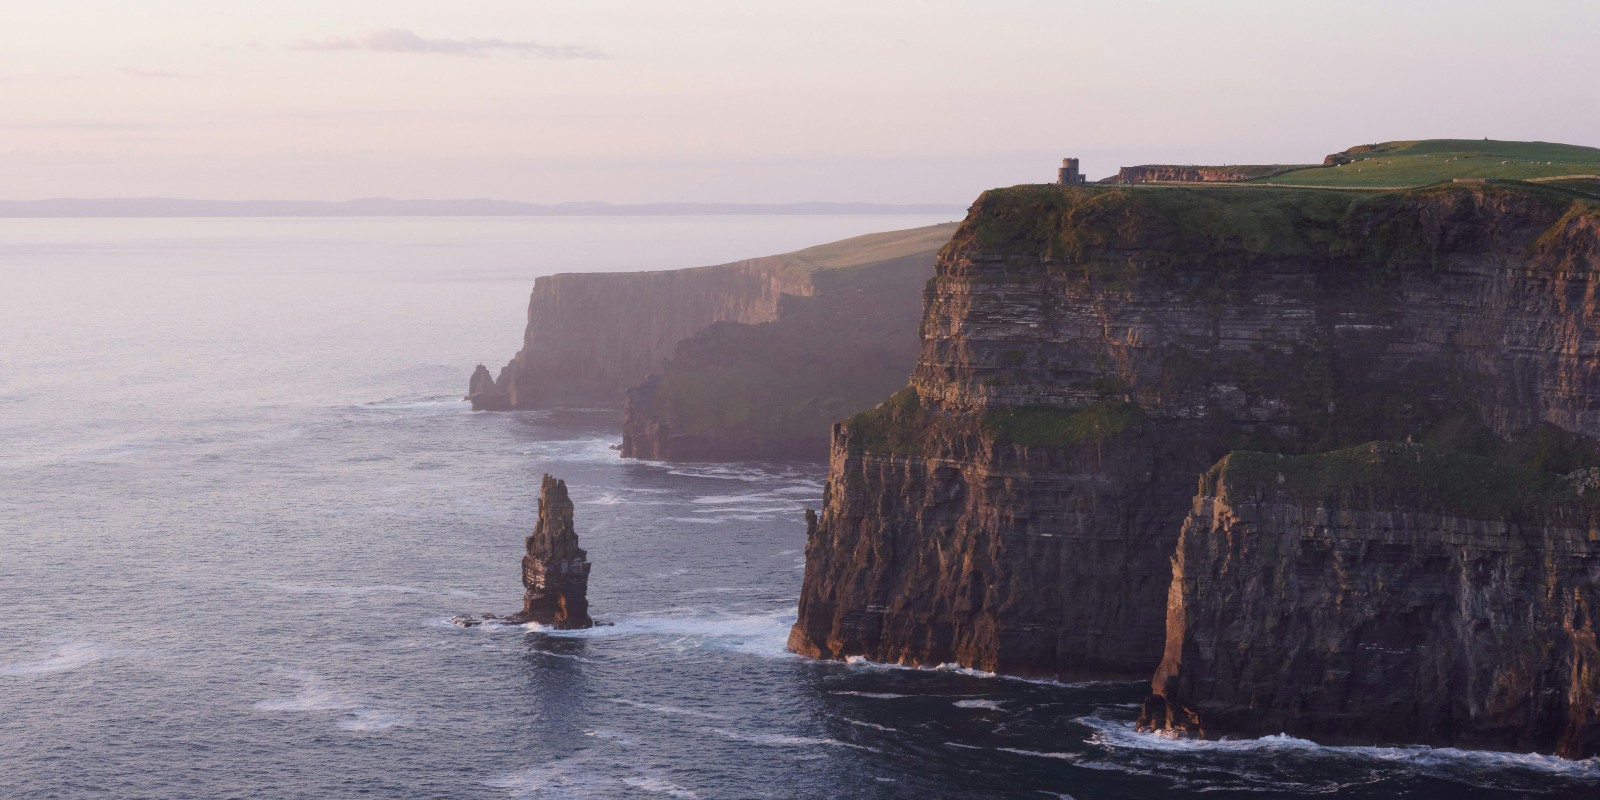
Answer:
[768,223,959,272]
[546,222,959,284]
[1258,139,1600,188]
[717,222,958,285]
[1211,442,1597,518]
[962,179,1596,267]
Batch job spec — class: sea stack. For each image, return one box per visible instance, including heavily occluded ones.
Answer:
[466,364,510,411]
[512,474,593,629]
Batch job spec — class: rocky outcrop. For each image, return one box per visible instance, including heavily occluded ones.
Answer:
[790,180,1600,685]
[1100,164,1307,184]
[514,474,592,629]
[469,224,954,410]
[1138,444,1600,758]
[619,243,936,461]
[466,364,509,410]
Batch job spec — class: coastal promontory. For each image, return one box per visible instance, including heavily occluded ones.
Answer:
[788,139,1600,756]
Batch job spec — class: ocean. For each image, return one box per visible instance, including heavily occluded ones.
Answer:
[2,215,1595,799]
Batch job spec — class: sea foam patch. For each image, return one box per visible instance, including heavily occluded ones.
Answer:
[0,642,122,677]
[253,669,415,733]
[485,753,700,800]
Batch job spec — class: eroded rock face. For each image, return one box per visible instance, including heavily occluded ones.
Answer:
[1138,444,1600,759]
[513,474,592,629]
[790,182,1600,683]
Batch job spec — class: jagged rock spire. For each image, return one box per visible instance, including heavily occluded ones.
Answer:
[514,474,593,629]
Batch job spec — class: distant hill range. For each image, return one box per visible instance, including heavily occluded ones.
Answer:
[0,197,966,218]
[1102,139,1600,190]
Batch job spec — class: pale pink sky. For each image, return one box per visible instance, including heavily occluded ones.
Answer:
[2,0,1596,203]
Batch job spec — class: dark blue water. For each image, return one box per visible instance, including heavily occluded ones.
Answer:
[3,217,1596,799]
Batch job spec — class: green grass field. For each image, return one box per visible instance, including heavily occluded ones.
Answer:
[1254,139,1600,188]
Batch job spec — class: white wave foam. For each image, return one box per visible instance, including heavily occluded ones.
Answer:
[707,727,872,751]
[253,669,413,733]
[612,698,728,720]
[483,757,609,799]
[583,729,637,746]
[0,642,120,677]
[1080,716,1600,787]
[520,436,619,465]
[663,463,815,484]
[953,699,1005,711]
[358,396,467,413]
[944,742,984,750]
[620,777,699,798]
[841,718,901,733]
[996,747,1078,761]
[536,608,796,658]
[338,708,417,732]
[485,756,698,800]
[829,691,911,699]
[837,655,1113,688]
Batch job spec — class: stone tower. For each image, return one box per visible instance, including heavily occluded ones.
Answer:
[1058,157,1086,185]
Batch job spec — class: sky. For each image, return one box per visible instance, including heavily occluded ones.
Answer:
[2,0,1596,204]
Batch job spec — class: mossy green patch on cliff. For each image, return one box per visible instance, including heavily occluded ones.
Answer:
[845,387,937,455]
[1213,442,1598,519]
[980,400,1144,448]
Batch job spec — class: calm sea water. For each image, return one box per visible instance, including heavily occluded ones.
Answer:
[2,216,1596,799]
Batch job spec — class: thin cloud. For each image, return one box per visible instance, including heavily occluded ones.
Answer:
[291,29,604,59]
[122,67,183,79]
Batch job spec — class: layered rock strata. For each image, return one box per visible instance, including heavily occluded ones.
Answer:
[512,474,592,629]
[468,224,954,412]
[1138,444,1600,759]
[790,181,1600,684]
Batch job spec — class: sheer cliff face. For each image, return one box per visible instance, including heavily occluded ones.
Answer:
[475,264,809,409]
[790,182,1600,682]
[1140,446,1600,759]
[470,224,956,411]
[620,252,933,461]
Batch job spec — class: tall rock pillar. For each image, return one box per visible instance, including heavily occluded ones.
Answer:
[514,474,593,629]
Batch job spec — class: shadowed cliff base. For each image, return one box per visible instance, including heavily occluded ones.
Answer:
[469,223,955,460]
[789,151,1600,757]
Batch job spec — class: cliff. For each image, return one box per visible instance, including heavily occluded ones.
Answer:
[619,243,936,461]
[468,224,954,411]
[1138,444,1600,758]
[513,474,593,629]
[789,179,1600,684]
